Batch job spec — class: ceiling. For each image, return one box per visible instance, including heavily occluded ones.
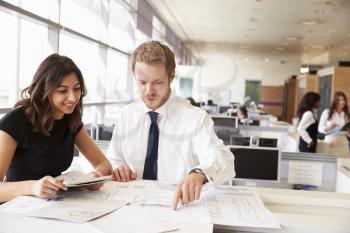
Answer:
[148,0,350,65]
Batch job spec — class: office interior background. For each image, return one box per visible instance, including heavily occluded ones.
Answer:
[1,1,350,232]
[1,0,350,125]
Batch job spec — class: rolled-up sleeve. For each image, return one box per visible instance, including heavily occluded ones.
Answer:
[191,113,235,184]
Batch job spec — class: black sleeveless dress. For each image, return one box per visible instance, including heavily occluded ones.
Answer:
[0,107,82,181]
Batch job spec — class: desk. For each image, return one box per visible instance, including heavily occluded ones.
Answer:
[336,157,350,193]
[1,182,350,233]
[217,187,350,233]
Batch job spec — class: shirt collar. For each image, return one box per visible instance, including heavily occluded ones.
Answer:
[142,89,175,118]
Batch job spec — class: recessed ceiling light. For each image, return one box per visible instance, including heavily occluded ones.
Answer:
[302,19,321,26]
[250,17,258,23]
[264,58,269,62]
[286,36,297,41]
[314,9,327,14]
[309,44,324,49]
[240,45,250,49]
[280,43,289,46]
[300,67,309,74]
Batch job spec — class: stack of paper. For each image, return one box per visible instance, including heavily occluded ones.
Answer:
[58,171,112,188]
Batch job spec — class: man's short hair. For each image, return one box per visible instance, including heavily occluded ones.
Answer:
[130,41,176,79]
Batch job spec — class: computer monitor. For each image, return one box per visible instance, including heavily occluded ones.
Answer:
[219,105,232,114]
[248,119,260,126]
[211,116,238,128]
[258,137,278,148]
[230,136,251,146]
[212,116,239,145]
[230,146,280,182]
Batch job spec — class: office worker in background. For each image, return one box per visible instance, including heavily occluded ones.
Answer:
[297,92,320,153]
[237,105,248,125]
[107,41,235,209]
[186,97,200,107]
[0,54,112,202]
[318,91,350,156]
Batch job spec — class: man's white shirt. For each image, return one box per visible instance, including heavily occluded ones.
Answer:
[107,92,235,184]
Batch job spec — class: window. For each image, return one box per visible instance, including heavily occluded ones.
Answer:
[179,78,193,98]
[59,32,106,103]
[108,0,135,52]
[152,16,165,41]
[21,0,59,22]
[0,10,18,107]
[106,49,130,101]
[60,0,108,42]
[19,19,51,90]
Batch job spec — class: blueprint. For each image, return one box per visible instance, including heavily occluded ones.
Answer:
[88,180,280,229]
[0,193,126,223]
[0,179,280,228]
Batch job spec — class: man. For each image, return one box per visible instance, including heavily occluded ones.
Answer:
[107,41,235,209]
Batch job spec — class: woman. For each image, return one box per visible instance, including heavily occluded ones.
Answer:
[0,54,112,202]
[297,92,320,152]
[318,91,350,156]
[237,105,248,125]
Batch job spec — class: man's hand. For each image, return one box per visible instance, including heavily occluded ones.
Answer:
[172,172,207,210]
[112,165,137,182]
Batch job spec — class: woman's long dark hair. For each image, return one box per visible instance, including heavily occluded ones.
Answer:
[239,105,248,118]
[14,54,87,136]
[328,91,350,121]
[297,92,320,119]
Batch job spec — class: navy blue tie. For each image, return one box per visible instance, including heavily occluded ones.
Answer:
[143,111,159,180]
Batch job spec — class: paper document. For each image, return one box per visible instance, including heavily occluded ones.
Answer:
[90,205,179,233]
[288,160,324,186]
[140,185,280,229]
[203,186,280,229]
[85,180,177,206]
[28,198,125,222]
[107,180,280,229]
[58,170,112,187]
[0,189,126,223]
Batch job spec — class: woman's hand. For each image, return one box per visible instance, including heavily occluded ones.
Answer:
[307,140,315,148]
[31,176,67,199]
[85,170,104,190]
[326,123,337,132]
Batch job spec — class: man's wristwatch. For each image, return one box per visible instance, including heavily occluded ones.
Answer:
[190,168,209,184]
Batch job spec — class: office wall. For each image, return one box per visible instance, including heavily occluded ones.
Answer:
[189,52,300,103]
[261,85,284,119]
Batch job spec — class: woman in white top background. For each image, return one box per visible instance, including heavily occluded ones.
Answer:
[318,91,350,156]
[297,92,320,153]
